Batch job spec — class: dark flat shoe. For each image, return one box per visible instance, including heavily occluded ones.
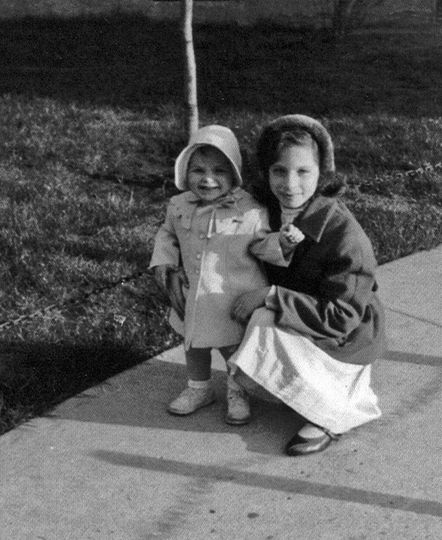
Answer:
[285,428,338,456]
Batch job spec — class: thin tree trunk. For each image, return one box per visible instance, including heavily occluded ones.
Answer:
[181,0,198,139]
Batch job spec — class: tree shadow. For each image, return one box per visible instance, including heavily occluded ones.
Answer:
[91,450,442,517]
[383,349,442,366]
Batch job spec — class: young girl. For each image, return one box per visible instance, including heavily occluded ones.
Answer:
[229,114,385,456]
[149,125,298,425]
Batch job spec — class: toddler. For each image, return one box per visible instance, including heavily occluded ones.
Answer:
[149,125,298,425]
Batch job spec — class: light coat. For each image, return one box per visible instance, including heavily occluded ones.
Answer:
[150,188,287,349]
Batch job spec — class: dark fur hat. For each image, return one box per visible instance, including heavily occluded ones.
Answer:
[257,114,335,174]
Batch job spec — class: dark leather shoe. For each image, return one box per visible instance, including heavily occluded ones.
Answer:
[285,429,337,456]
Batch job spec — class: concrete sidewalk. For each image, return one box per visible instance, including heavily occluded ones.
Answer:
[0,247,441,540]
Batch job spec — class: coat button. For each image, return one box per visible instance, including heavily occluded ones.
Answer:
[196,253,201,259]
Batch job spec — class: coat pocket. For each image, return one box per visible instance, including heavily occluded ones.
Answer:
[215,216,243,235]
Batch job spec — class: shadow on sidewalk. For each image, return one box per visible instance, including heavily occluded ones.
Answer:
[90,450,442,518]
[52,358,306,456]
[382,349,441,367]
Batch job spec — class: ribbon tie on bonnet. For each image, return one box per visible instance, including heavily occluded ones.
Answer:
[188,192,240,238]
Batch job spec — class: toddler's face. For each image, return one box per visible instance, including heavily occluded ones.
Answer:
[187,147,234,204]
[269,144,319,209]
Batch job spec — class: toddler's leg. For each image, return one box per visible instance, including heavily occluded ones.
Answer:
[167,347,216,416]
[219,345,251,425]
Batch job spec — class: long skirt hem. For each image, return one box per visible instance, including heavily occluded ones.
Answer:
[228,308,381,434]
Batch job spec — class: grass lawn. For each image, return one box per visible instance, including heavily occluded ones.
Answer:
[0,15,441,434]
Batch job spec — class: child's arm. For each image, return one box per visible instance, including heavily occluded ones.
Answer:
[149,200,187,319]
[149,201,182,272]
[250,216,304,267]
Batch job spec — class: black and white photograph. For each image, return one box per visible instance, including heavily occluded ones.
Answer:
[0,1,441,538]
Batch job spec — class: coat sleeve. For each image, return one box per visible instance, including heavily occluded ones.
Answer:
[149,201,181,269]
[273,223,378,341]
[249,214,291,267]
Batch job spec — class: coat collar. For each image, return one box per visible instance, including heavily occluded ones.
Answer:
[295,196,338,243]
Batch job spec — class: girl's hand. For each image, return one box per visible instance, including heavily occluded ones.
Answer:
[279,224,305,252]
[153,264,173,293]
[231,287,271,324]
[168,268,188,320]
[153,265,188,320]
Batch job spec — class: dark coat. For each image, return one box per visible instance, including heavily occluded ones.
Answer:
[264,195,385,365]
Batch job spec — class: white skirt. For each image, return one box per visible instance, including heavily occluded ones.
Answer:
[228,308,381,434]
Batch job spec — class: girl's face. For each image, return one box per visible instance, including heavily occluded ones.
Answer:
[268,144,320,209]
[187,147,234,204]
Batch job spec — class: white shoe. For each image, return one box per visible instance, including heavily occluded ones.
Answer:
[225,386,251,425]
[167,386,216,415]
